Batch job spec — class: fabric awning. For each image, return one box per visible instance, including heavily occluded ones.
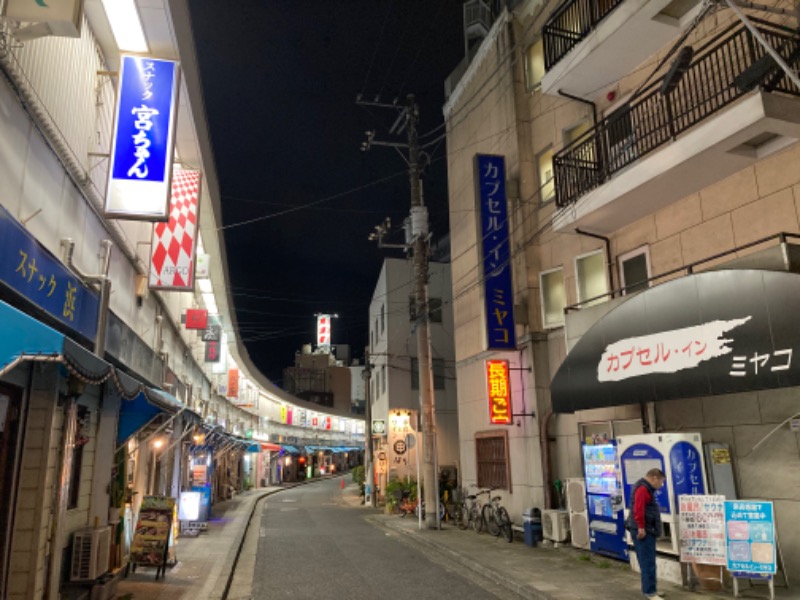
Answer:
[260,442,282,452]
[281,445,301,454]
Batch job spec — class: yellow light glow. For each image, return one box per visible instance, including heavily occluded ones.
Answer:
[153,438,165,449]
[101,0,149,53]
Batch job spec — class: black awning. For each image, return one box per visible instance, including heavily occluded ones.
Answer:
[551,270,800,413]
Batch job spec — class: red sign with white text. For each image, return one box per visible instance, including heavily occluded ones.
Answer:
[486,360,512,425]
[185,308,208,330]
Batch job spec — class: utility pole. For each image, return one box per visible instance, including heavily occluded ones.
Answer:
[362,348,376,507]
[360,93,439,529]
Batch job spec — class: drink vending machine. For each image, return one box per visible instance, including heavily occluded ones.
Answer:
[582,441,628,561]
[617,433,708,555]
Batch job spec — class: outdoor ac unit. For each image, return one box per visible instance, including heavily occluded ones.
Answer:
[70,527,111,582]
[542,509,570,543]
[566,478,590,550]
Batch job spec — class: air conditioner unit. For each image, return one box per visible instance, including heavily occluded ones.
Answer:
[542,509,570,543]
[566,478,590,550]
[70,527,111,582]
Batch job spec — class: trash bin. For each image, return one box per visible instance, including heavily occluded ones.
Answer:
[523,508,543,547]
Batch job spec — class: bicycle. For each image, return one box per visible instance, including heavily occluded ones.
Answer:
[462,487,491,533]
[481,490,513,542]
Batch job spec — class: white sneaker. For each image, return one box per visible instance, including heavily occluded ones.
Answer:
[646,595,666,600]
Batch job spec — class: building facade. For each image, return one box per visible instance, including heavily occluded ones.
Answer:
[445,0,800,582]
[368,257,460,493]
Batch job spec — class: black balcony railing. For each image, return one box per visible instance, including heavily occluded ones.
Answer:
[553,19,800,209]
[543,0,624,70]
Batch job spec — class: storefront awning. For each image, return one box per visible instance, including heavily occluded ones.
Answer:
[551,270,800,413]
[281,445,301,454]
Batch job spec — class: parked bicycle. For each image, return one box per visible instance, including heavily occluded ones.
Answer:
[481,490,513,542]
[455,487,490,532]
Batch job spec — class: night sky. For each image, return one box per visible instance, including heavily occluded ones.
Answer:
[189,1,467,382]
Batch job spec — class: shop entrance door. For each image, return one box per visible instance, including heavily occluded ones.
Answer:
[0,383,23,596]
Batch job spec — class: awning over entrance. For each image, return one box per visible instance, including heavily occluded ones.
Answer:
[0,299,194,444]
[551,270,800,413]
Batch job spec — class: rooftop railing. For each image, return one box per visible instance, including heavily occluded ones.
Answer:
[553,19,800,209]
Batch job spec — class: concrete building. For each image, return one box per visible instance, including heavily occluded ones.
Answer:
[444,0,800,583]
[368,257,460,493]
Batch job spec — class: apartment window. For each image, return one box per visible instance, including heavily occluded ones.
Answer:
[575,251,608,306]
[524,39,545,91]
[619,247,651,295]
[563,119,592,147]
[540,268,566,328]
[476,431,510,490]
[536,147,555,203]
[411,358,446,390]
[380,304,385,334]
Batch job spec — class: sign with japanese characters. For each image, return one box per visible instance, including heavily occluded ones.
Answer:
[485,359,512,425]
[149,169,202,290]
[679,495,726,565]
[204,340,220,363]
[226,369,239,399]
[475,155,516,350]
[0,205,99,340]
[725,500,776,574]
[317,314,331,348]
[670,441,705,498]
[551,270,800,413]
[105,55,180,220]
[185,309,208,330]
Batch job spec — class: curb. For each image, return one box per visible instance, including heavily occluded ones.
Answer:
[371,516,556,600]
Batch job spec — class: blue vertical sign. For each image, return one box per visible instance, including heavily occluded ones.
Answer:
[105,55,180,220]
[476,154,516,350]
[0,205,99,340]
[670,441,705,499]
[725,500,776,574]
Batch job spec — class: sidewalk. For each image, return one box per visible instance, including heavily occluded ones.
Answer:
[340,484,792,600]
[114,487,279,600]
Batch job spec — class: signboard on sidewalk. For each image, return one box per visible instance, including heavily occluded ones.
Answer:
[130,495,176,575]
[679,495,726,565]
[725,500,776,574]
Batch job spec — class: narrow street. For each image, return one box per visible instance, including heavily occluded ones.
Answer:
[252,478,519,600]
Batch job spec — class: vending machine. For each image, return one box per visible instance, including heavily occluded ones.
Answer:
[582,441,628,561]
[617,433,707,555]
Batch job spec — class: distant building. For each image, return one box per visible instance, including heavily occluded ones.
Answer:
[368,257,460,490]
[283,347,353,413]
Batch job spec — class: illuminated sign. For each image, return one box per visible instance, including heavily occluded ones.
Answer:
[179,491,201,521]
[476,155,516,350]
[149,170,202,290]
[317,314,331,347]
[105,55,180,220]
[227,369,239,399]
[486,359,512,425]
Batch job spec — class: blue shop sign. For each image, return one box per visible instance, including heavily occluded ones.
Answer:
[105,55,180,220]
[670,441,705,499]
[0,205,98,340]
[475,154,516,350]
[725,500,776,574]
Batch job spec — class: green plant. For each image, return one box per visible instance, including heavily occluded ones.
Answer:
[384,478,416,510]
[596,560,611,569]
[578,554,592,562]
[352,465,365,495]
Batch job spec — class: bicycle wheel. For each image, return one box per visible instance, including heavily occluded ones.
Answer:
[470,505,482,532]
[456,503,469,530]
[497,507,513,543]
[483,504,500,536]
[438,502,446,523]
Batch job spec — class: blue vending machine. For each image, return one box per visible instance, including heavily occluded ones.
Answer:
[617,433,707,556]
[583,442,629,561]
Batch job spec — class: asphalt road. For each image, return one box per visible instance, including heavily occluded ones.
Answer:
[252,478,522,599]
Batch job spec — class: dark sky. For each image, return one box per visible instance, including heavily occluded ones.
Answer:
[189,1,467,382]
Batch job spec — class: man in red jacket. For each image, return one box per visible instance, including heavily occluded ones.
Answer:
[626,468,666,599]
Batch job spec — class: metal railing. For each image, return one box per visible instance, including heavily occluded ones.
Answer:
[543,0,624,70]
[553,19,800,209]
[464,0,492,32]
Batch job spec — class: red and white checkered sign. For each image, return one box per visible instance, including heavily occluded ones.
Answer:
[149,170,202,290]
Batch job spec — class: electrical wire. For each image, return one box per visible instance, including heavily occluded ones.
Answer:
[360,0,395,96]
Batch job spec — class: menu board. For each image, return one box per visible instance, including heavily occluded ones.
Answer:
[725,500,776,574]
[131,496,175,570]
[679,495,726,565]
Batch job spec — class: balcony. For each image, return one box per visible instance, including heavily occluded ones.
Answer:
[541,0,704,98]
[553,19,800,233]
